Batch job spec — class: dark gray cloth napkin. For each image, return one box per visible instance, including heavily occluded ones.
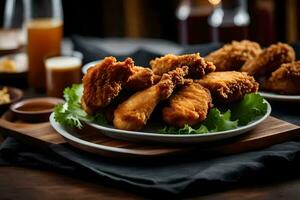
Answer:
[0,38,300,197]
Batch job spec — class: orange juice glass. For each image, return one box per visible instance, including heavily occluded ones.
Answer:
[27,18,63,91]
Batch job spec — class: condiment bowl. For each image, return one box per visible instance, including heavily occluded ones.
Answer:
[0,86,23,113]
[10,97,64,122]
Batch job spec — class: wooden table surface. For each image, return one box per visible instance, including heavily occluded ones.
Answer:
[1,134,299,199]
[0,165,300,200]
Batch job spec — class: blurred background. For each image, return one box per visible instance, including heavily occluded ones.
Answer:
[0,0,299,45]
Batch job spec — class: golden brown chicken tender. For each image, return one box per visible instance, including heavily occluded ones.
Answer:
[81,57,134,114]
[124,66,154,91]
[113,67,188,131]
[240,43,295,76]
[205,40,262,71]
[265,61,300,94]
[197,71,259,103]
[162,81,213,127]
[150,53,215,78]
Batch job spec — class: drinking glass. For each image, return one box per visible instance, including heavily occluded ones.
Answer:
[45,52,82,98]
[24,0,63,92]
[0,0,26,55]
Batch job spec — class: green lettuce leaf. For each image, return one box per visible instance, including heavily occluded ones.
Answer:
[231,93,267,125]
[158,124,209,135]
[203,108,238,131]
[158,93,267,135]
[158,108,237,135]
[54,84,106,129]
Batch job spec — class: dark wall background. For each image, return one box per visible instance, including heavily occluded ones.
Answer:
[0,1,4,27]
[62,0,105,37]
[0,0,299,44]
[61,0,179,41]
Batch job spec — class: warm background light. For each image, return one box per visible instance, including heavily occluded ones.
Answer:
[208,0,221,6]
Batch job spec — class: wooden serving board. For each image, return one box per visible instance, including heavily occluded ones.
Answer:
[0,110,299,158]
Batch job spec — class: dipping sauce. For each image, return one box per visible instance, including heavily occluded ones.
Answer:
[45,56,82,98]
[16,101,54,112]
[10,97,64,122]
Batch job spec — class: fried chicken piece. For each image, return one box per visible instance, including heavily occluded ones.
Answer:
[162,81,213,127]
[265,61,300,94]
[124,66,154,91]
[150,53,215,78]
[113,67,188,131]
[240,43,295,76]
[81,57,134,114]
[197,71,259,103]
[205,40,262,71]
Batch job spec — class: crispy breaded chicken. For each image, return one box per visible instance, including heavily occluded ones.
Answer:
[81,57,134,114]
[265,61,300,94]
[240,43,295,76]
[124,66,154,91]
[197,71,259,103]
[113,67,188,131]
[150,53,215,78]
[205,40,262,71]
[163,81,213,127]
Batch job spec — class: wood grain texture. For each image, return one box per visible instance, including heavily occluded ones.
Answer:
[0,167,143,200]
[0,110,299,158]
[1,166,300,200]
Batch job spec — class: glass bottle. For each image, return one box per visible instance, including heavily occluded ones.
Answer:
[208,0,249,43]
[176,0,213,45]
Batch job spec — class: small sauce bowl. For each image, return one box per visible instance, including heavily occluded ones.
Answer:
[10,97,64,122]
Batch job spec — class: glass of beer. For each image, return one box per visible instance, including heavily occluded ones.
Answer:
[45,52,82,98]
[24,0,63,92]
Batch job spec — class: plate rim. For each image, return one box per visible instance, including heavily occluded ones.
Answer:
[49,113,186,157]
[85,100,271,138]
[49,113,143,154]
[259,91,300,102]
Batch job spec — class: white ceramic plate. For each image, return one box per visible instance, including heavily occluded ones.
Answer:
[259,91,300,102]
[51,101,271,144]
[82,60,102,74]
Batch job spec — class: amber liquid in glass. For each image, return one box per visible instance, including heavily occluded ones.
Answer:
[45,57,81,98]
[27,18,63,91]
